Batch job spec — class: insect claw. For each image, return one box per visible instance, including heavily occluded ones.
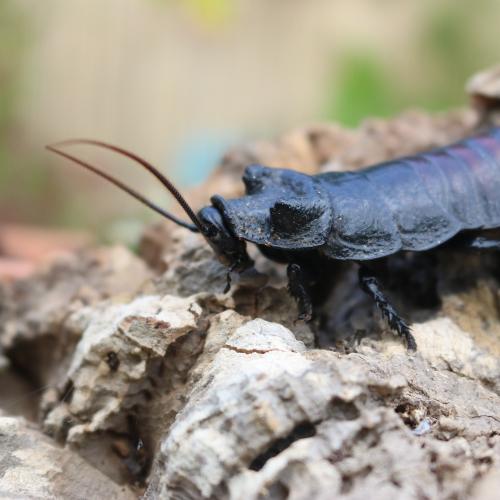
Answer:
[406,336,417,351]
[223,274,231,294]
[297,312,312,322]
[401,325,417,351]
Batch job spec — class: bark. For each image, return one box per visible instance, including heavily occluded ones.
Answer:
[0,415,135,500]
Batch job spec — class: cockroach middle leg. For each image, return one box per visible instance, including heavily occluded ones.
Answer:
[358,266,417,351]
[287,263,313,322]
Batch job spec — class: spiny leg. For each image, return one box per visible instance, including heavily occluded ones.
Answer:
[358,266,417,351]
[287,263,313,321]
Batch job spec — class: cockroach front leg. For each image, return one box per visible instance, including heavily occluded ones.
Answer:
[224,264,236,293]
[287,263,313,321]
[358,267,417,350]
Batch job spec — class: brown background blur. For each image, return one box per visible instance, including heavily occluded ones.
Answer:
[1,0,499,244]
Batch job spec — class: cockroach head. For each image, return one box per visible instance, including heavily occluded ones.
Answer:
[198,205,253,272]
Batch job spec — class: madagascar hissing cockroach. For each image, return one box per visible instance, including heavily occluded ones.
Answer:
[47,128,500,351]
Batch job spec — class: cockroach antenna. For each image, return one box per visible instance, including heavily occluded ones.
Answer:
[46,140,205,233]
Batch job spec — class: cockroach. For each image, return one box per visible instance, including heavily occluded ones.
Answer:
[47,128,500,351]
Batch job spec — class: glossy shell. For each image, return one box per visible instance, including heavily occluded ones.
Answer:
[213,128,500,261]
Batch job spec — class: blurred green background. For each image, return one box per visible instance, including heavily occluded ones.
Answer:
[0,0,499,243]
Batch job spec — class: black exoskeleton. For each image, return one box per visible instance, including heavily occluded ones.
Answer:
[47,128,500,350]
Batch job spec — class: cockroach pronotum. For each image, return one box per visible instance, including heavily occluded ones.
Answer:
[47,128,500,350]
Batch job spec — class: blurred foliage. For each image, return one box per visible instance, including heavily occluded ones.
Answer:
[420,0,496,109]
[184,0,232,28]
[0,2,26,179]
[153,0,232,29]
[329,54,402,127]
[328,0,499,126]
[0,2,59,224]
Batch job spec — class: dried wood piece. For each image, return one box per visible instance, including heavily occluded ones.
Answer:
[0,416,135,499]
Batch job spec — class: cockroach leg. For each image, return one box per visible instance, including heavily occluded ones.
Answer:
[224,270,232,294]
[358,267,417,351]
[287,262,313,322]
